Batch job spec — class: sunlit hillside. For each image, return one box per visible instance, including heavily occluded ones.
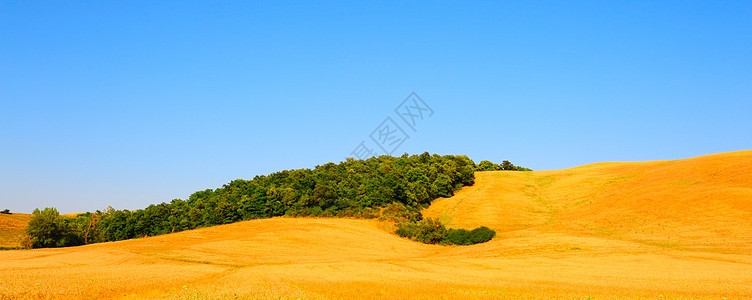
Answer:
[2,151,751,299]
[424,150,752,254]
[0,213,31,248]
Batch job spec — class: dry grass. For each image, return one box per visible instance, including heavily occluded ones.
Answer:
[2,150,752,299]
[0,213,32,248]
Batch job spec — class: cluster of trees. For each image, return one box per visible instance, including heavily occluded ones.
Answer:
[1,209,10,214]
[25,208,100,248]
[477,160,531,171]
[26,153,528,248]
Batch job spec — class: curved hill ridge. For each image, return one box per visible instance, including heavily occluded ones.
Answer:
[1,150,752,298]
[424,150,752,254]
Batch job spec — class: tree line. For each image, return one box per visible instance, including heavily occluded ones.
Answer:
[25,153,529,248]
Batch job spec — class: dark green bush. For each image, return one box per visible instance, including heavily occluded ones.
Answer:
[445,228,472,245]
[467,226,496,244]
[0,209,10,214]
[396,219,496,246]
[395,224,499,246]
[445,226,496,245]
[395,222,418,239]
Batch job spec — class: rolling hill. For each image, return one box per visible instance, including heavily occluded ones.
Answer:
[1,150,751,298]
[424,150,752,254]
[0,213,32,248]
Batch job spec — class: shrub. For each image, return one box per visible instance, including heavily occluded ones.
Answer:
[395,222,418,239]
[443,226,496,245]
[396,218,447,244]
[396,218,496,246]
[412,218,447,244]
[0,209,10,214]
[445,228,472,245]
[379,202,422,223]
[359,207,380,219]
[467,226,496,244]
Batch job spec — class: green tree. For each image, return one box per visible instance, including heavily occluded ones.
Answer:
[74,212,101,244]
[26,207,82,248]
[477,160,497,171]
[430,174,453,198]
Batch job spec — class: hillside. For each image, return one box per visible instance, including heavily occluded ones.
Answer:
[0,213,32,248]
[2,151,752,298]
[424,150,752,254]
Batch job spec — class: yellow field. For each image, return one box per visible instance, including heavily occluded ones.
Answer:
[2,151,752,299]
[0,213,32,248]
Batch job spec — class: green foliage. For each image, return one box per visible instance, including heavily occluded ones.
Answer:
[26,208,83,248]
[412,218,448,244]
[27,153,519,248]
[395,218,446,244]
[379,202,422,223]
[477,160,497,171]
[0,209,10,214]
[445,226,496,245]
[476,160,531,171]
[445,228,470,244]
[396,218,496,246]
[395,222,417,239]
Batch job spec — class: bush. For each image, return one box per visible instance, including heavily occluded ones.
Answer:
[445,226,496,245]
[0,209,10,214]
[395,222,418,239]
[379,202,422,223]
[467,226,496,243]
[359,207,380,219]
[445,228,472,245]
[413,218,447,244]
[395,218,497,246]
[395,218,447,244]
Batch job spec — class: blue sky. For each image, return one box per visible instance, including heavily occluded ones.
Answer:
[1,1,750,213]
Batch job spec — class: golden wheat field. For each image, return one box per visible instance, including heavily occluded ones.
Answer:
[2,151,752,299]
[0,213,31,248]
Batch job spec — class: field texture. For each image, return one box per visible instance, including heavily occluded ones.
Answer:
[0,213,31,248]
[2,151,751,299]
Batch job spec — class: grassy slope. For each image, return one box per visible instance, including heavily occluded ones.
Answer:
[2,150,752,299]
[424,150,752,254]
[0,213,32,248]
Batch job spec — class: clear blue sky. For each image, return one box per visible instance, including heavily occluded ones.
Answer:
[2,1,750,213]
